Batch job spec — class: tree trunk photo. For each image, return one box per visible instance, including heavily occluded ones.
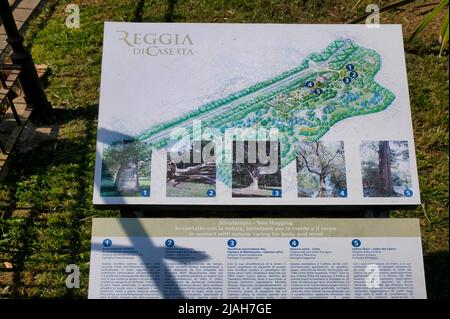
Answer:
[249,174,260,191]
[378,141,394,195]
[319,174,327,197]
[114,160,140,194]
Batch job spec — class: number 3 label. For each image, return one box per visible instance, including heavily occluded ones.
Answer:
[272,189,282,197]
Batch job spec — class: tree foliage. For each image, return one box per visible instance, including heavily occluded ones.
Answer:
[296,141,346,197]
[103,140,150,175]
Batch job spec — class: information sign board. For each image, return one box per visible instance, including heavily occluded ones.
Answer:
[94,23,420,206]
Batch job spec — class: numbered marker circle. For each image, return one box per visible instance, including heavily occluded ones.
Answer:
[404,189,413,197]
[141,189,149,197]
[165,239,175,248]
[350,71,358,78]
[343,77,351,84]
[272,189,282,197]
[346,64,355,71]
[227,239,237,248]
[289,239,299,248]
[306,81,314,88]
[314,88,323,95]
[207,189,216,197]
[352,239,361,248]
[103,239,112,247]
[338,188,348,197]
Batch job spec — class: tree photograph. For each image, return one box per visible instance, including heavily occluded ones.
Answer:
[232,141,281,197]
[296,141,347,197]
[100,139,151,197]
[166,140,216,197]
[360,141,412,197]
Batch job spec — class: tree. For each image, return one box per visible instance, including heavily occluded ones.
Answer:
[103,140,150,194]
[378,141,394,195]
[296,141,345,197]
[232,141,280,191]
[167,140,216,185]
[361,141,410,197]
[298,172,319,197]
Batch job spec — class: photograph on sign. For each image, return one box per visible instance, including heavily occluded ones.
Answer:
[166,140,217,197]
[231,141,282,198]
[295,141,347,198]
[360,140,413,198]
[100,139,152,197]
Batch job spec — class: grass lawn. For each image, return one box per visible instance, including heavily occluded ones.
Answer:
[0,0,448,298]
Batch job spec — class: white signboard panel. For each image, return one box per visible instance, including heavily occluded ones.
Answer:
[93,23,420,206]
[88,218,426,299]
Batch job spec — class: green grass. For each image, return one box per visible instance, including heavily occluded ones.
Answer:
[166,181,214,197]
[0,0,448,299]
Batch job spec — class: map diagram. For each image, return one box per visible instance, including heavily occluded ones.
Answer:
[101,38,396,193]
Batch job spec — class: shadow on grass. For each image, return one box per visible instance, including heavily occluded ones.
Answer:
[1,104,102,297]
[10,211,37,297]
[133,0,146,22]
[64,105,96,298]
[165,0,178,22]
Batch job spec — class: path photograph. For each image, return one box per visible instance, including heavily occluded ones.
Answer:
[100,139,151,197]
